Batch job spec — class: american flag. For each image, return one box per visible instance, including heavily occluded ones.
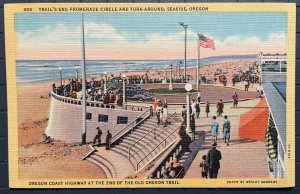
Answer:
[198,34,215,50]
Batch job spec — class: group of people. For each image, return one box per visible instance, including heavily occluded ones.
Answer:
[198,114,231,179]
[162,161,185,178]
[154,98,169,127]
[210,115,231,146]
[92,127,112,150]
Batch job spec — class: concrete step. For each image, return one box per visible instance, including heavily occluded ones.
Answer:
[119,142,145,162]
[90,154,117,178]
[121,139,156,158]
[86,157,113,179]
[91,147,135,178]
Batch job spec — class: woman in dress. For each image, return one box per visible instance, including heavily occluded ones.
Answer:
[205,101,210,118]
[210,116,219,141]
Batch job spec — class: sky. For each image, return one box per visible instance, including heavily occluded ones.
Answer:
[15,12,287,60]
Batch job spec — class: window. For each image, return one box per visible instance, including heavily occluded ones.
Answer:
[98,114,108,122]
[117,116,128,124]
[86,113,92,120]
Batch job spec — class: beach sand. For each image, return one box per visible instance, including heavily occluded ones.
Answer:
[17,83,106,179]
[16,58,256,179]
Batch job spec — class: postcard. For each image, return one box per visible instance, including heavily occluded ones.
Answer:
[5,3,295,188]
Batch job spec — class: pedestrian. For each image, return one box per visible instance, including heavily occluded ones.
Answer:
[156,108,161,125]
[197,91,201,103]
[191,99,197,116]
[159,107,164,125]
[207,141,222,178]
[181,105,187,119]
[105,130,112,150]
[195,101,200,119]
[210,116,219,141]
[232,92,238,108]
[191,114,196,134]
[223,115,231,146]
[232,77,236,87]
[205,101,210,118]
[150,106,154,117]
[199,155,209,179]
[216,99,224,117]
[163,99,168,108]
[162,105,168,127]
[93,127,102,146]
[153,97,157,111]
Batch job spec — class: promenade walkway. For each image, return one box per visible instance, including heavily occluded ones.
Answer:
[185,99,269,178]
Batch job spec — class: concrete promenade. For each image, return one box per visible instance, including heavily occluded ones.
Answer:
[185,99,269,178]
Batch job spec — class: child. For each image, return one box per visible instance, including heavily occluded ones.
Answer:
[199,155,208,178]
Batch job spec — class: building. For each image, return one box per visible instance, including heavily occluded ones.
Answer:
[259,52,287,178]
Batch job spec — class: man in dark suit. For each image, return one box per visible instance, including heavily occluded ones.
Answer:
[92,127,102,146]
[207,141,222,178]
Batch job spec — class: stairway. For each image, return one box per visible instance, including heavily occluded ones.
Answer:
[85,113,183,178]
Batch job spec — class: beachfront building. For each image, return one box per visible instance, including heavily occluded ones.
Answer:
[257,52,287,73]
[261,63,286,178]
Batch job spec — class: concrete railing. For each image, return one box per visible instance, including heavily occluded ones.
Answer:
[51,91,147,110]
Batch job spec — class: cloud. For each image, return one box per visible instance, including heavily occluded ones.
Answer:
[16,22,286,60]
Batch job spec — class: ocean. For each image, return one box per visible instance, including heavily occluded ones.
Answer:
[16,54,256,84]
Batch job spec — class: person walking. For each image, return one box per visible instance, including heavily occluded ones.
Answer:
[153,97,158,111]
[92,127,102,146]
[199,155,209,179]
[105,130,112,150]
[156,106,161,125]
[207,141,222,178]
[223,115,231,146]
[195,101,200,119]
[216,99,224,117]
[197,91,201,103]
[162,105,168,127]
[232,92,238,108]
[191,99,197,116]
[205,101,210,118]
[210,116,219,141]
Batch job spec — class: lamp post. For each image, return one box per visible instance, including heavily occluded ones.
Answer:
[122,74,126,106]
[185,83,193,140]
[80,13,87,145]
[75,66,79,80]
[59,67,62,87]
[179,22,188,83]
[104,72,107,93]
[169,64,173,91]
[164,66,167,83]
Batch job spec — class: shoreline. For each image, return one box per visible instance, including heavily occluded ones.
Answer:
[17,58,255,87]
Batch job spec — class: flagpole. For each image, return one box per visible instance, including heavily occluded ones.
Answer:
[197,34,200,92]
[81,13,87,145]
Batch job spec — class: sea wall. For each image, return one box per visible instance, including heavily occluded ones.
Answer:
[45,93,144,143]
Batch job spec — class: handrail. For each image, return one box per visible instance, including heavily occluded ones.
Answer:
[136,124,180,171]
[128,112,176,160]
[110,108,151,146]
[174,167,185,178]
